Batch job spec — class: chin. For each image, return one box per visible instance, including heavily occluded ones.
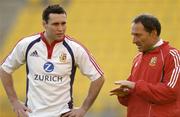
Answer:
[57,35,64,39]
[60,36,64,40]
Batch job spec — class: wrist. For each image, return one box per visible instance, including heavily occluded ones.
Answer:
[80,106,88,113]
[9,97,18,104]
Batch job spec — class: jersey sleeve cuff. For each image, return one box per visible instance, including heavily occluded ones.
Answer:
[90,73,104,81]
[1,65,13,74]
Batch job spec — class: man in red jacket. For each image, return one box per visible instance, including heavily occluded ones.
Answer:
[110,14,180,117]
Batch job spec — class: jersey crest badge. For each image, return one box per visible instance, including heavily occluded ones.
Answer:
[59,53,67,63]
[149,57,157,66]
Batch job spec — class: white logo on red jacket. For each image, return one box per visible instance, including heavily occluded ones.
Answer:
[149,57,157,66]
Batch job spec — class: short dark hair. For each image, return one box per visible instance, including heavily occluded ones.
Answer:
[42,4,66,23]
[132,14,161,36]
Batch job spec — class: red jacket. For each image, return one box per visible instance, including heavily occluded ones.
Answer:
[118,42,180,117]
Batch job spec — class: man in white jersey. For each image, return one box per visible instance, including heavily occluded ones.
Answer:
[0,4,105,117]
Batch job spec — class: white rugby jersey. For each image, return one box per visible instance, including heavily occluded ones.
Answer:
[1,32,103,117]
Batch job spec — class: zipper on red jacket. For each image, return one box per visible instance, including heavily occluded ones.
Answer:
[148,104,152,117]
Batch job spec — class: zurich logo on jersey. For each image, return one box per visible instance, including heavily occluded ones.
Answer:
[43,62,54,72]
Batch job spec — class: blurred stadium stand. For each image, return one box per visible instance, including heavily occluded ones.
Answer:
[0,0,26,49]
[1,0,180,117]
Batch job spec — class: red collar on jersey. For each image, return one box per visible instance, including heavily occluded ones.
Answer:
[40,32,65,45]
[40,32,65,59]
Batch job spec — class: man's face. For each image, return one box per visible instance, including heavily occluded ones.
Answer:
[131,22,155,52]
[43,13,67,40]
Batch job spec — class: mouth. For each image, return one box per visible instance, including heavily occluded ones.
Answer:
[137,45,141,49]
[56,33,64,36]
[136,44,141,48]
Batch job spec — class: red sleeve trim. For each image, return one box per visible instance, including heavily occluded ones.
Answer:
[168,49,180,88]
[65,35,104,76]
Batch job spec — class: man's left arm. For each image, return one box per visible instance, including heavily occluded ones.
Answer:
[116,50,180,105]
[62,43,105,117]
[62,76,105,117]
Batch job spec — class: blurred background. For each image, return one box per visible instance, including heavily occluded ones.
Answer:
[0,0,180,116]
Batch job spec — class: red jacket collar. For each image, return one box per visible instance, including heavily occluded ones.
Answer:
[143,41,169,54]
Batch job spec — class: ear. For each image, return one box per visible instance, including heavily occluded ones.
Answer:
[151,30,157,37]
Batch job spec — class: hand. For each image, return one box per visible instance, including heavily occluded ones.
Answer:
[11,100,32,117]
[61,107,86,117]
[115,80,135,89]
[110,86,130,97]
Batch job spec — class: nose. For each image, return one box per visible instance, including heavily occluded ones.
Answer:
[132,36,138,44]
[58,25,63,31]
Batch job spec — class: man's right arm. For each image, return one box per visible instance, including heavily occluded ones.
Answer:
[0,67,18,104]
[0,67,31,117]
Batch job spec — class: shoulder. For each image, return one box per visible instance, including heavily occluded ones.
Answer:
[19,34,41,44]
[64,35,89,53]
[169,48,180,60]
[18,33,41,46]
[161,42,180,58]
[161,43,180,65]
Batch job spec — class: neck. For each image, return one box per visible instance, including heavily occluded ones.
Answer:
[144,38,162,53]
[44,32,55,44]
[154,37,160,44]
[150,37,160,48]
